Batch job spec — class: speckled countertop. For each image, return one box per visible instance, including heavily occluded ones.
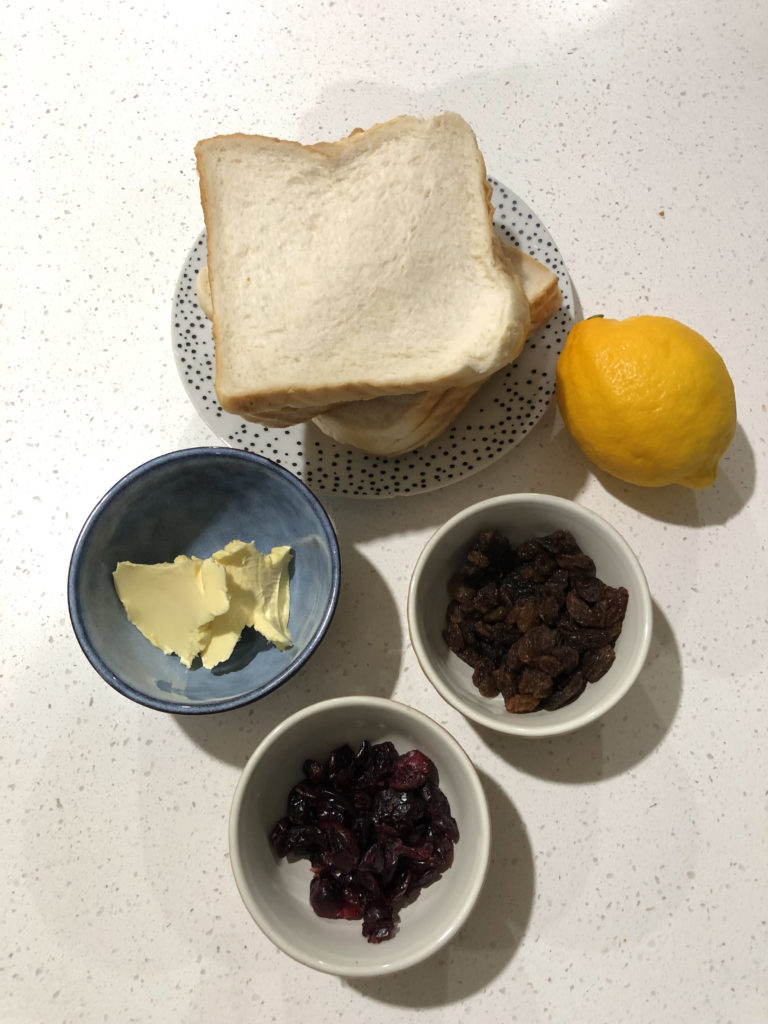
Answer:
[3,2,767,1022]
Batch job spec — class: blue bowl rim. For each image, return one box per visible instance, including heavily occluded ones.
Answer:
[67,446,341,715]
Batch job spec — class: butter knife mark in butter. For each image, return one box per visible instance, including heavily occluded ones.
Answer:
[113,541,293,669]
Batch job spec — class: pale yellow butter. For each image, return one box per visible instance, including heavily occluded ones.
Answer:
[113,555,229,667]
[202,541,292,668]
[113,541,293,669]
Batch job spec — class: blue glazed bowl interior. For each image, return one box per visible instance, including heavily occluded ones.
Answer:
[68,448,340,713]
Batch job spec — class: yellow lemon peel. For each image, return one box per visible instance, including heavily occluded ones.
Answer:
[555,315,736,488]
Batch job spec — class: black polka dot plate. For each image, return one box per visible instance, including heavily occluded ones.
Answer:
[172,179,574,498]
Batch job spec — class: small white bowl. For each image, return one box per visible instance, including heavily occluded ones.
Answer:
[229,696,490,976]
[407,494,652,738]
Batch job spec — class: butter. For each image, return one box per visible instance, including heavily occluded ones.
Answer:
[203,541,292,668]
[113,541,293,669]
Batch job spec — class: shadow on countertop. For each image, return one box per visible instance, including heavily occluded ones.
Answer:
[587,423,754,529]
[344,769,534,1007]
[318,412,753,558]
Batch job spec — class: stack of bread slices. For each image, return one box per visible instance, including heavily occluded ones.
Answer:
[194,112,561,457]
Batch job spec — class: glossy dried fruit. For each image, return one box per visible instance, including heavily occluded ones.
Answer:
[269,740,459,943]
[389,749,437,791]
[443,528,628,713]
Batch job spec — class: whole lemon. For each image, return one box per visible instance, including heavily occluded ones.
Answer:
[556,315,736,488]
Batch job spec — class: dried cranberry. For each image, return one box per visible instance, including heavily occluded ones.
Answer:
[362,899,397,943]
[318,821,359,873]
[423,781,460,843]
[389,750,437,790]
[269,740,458,943]
[325,744,356,789]
[355,741,398,788]
[309,874,345,919]
[372,788,426,832]
[268,818,292,858]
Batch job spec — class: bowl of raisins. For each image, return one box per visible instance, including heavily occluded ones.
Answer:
[407,494,652,737]
[229,695,491,975]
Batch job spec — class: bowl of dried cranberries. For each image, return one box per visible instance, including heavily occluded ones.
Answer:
[407,494,652,737]
[229,695,491,975]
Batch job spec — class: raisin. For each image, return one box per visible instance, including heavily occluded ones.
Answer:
[512,597,542,633]
[566,587,628,629]
[555,551,596,573]
[447,581,477,603]
[518,666,555,699]
[544,671,587,710]
[552,643,580,675]
[517,624,557,663]
[472,619,493,640]
[541,567,570,601]
[496,669,520,705]
[558,622,620,651]
[466,548,490,569]
[474,581,500,612]
[443,620,465,653]
[571,575,603,603]
[535,653,565,677]
[505,644,524,672]
[473,664,500,697]
[582,644,616,682]
[538,529,581,555]
[453,645,484,670]
[483,605,507,623]
[518,551,557,582]
[504,693,541,713]
[444,528,628,714]
[490,667,517,700]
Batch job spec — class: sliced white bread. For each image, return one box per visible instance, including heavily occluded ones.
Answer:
[311,239,562,455]
[194,113,531,420]
[196,238,562,449]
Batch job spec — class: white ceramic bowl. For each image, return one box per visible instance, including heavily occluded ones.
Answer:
[407,494,652,738]
[229,696,491,976]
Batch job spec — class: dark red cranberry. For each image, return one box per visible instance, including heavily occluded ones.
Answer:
[270,740,458,943]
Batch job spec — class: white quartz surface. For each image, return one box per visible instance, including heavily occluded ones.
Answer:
[3,1,767,1021]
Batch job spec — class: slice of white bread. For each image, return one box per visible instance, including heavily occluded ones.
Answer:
[194,113,531,420]
[311,239,562,454]
[195,238,562,450]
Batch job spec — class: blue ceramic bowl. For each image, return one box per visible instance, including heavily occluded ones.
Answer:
[68,448,341,714]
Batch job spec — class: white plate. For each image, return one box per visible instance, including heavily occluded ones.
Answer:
[172,179,575,498]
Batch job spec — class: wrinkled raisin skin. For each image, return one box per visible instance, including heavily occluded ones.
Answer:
[269,740,459,943]
[443,528,628,714]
